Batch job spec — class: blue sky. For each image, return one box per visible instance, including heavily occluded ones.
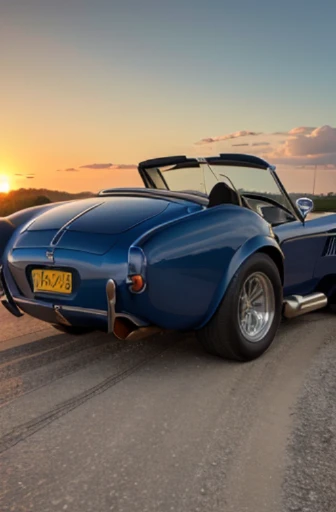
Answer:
[1,0,336,193]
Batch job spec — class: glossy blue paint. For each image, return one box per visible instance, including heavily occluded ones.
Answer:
[1,195,203,325]
[274,213,336,296]
[0,156,335,334]
[122,204,281,330]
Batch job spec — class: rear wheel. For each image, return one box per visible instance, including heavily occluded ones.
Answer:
[196,253,283,361]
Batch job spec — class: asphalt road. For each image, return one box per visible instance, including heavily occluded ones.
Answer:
[0,306,335,512]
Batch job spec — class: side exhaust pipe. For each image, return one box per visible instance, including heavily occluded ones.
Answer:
[283,292,328,319]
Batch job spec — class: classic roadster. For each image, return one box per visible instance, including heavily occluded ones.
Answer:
[1,154,335,361]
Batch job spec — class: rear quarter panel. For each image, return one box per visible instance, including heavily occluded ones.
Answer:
[126,204,282,330]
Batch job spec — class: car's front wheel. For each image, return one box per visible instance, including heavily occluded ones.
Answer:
[196,253,283,361]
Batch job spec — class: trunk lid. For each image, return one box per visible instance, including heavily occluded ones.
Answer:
[13,196,170,255]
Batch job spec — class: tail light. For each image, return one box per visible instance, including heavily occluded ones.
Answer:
[127,246,146,293]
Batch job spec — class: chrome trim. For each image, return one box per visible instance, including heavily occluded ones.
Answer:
[106,279,117,334]
[56,304,147,326]
[296,197,314,219]
[283,292,328,319]
[50,202,104,246]
[14,296,52,308]
[54,305,72,326]
[14,288,147,331]
[105,279,149,336]
[268,166,304,223]
[58,305,107,317]
[280,231,336,244]
[325,236,336,257]
[238,271,275,342]
[218,172,244,207]
[117,313,148,327]
[20,216,39,233]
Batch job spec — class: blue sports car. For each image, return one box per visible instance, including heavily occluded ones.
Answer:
[0,154,335,361]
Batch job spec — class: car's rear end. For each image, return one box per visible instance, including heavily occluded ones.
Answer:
[1,193,203,337]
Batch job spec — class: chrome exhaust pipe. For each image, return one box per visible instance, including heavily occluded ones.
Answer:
[113,316,162,341]
[283,292,328,319]
[106,279,160,341]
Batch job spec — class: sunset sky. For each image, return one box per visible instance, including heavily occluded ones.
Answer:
[1,0,336,195]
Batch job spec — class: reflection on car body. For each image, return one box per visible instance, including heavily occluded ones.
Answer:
[0,153,335,361]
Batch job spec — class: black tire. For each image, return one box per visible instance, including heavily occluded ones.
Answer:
[196,253,283,361]
[52,324,94,335]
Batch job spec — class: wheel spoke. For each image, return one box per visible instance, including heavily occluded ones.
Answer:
[237,272,275,343]
[247,312,253,332]
[249,286,263,305]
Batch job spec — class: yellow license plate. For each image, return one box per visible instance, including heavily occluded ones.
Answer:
[32,269,72,294]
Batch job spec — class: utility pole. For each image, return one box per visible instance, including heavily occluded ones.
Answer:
[312,165,317,195]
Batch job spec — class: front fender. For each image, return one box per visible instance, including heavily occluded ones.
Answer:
[197,235,284,329]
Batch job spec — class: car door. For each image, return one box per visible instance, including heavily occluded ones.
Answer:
[274,214,336,297]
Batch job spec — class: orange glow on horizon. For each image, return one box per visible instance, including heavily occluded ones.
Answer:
[0,177,10,194]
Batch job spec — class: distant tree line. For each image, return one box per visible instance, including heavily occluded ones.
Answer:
[0,188,94,217]
[0,187,335,218]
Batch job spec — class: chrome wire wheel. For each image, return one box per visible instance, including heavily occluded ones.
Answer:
[238,271,275,343]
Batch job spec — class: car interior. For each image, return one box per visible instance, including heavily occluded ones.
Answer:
[207,181,295,226]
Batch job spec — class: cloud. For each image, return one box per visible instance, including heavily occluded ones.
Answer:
[288,126,316,136]
[268,125,336,165]
[80,163,113,169]
[79,163,137,170]
[195,130,262,145]
[196,127,319,147]
[112,164,137,170]
[56,168,78,172]
[56,163,138,173]
[14,173,35,178]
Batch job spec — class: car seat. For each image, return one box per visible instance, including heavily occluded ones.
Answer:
[207,182,241,208]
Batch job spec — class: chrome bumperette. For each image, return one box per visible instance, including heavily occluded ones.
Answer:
[106,278,117,333]
[105,278,149,339]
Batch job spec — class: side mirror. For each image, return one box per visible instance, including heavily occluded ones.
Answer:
[296,197,314,219]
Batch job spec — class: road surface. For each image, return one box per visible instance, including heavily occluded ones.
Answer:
[0,306,335,512]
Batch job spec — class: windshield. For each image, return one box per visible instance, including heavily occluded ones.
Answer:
[144,161,296,214]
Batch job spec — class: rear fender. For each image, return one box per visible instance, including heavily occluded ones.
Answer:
[197,235,284,329]
[125,204,283,331]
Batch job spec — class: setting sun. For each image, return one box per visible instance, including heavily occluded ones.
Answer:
[0,177,10,194]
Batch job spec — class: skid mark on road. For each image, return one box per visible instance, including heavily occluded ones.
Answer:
[0,334,180,454]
